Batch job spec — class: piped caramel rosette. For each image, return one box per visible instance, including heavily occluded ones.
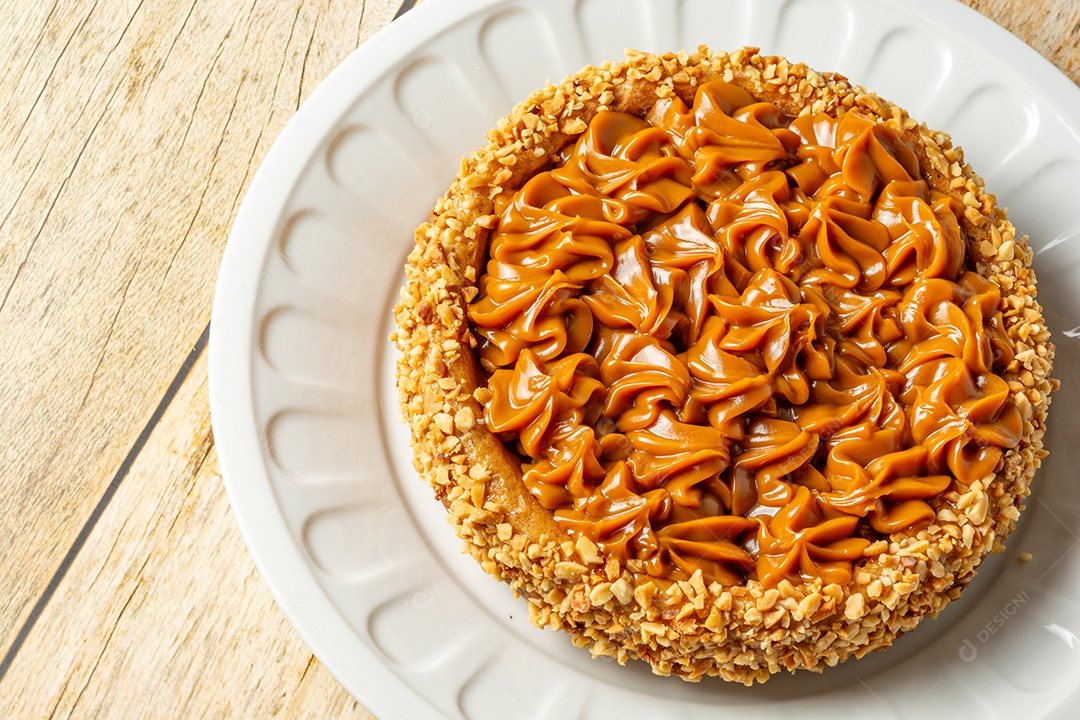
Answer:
[393,48,1054,684]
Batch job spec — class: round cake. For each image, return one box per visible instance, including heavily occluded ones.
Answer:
[391,47,1055,684]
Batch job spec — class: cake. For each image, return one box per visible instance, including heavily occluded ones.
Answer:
[391,47,1055,683]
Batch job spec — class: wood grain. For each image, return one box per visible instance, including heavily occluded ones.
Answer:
[0,0,1075,718]
[0,352,373,719]
[0,0,386,661]
[961,0,1080,85]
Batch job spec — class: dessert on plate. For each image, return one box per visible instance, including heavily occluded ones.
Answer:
[392,47,1055,683]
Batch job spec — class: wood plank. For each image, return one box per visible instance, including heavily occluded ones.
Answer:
[960,0,1080,86]
[0,351,373,719]
[0,0,397,655]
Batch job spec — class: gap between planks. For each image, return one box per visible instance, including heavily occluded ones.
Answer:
[0,322,210,682]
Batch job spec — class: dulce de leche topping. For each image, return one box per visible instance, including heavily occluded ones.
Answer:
[467,80,1021,588]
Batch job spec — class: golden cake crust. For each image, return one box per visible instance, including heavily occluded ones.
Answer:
[391,47,1055,683]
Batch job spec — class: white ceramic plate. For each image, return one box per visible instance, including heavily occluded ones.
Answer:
[209,0,1080,717]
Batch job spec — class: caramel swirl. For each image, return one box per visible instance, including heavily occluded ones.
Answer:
[485,350,603,457]
[469,80,1021,588]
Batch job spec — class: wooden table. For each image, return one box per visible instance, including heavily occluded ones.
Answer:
[0,1,1076,717]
